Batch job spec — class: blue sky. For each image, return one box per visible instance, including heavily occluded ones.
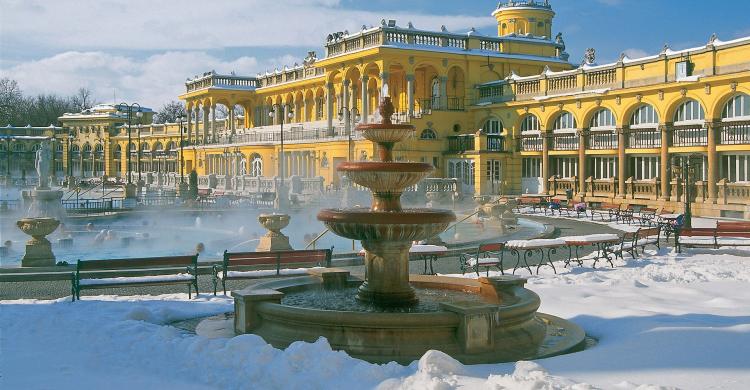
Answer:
[1,0,748,108]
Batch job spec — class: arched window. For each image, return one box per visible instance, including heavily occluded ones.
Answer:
[82,143,92,155]
[590,108,616,129]
[166,141,177,151]
[70,144,80,154]
[483,118,502,135]
[114,144,122,159]
[240,157,247,175]
[251,155,263,177]
[722,94,750,120]
[674,99,705,123]
[520,114,540,132]
[630,104,659,127]
[31,144,41,152]
[140,142,150,152]
[553,111,577,131]
[14,143,26,152]
[420,129,437,139]
[153,142,164,151]
[129,142,136,152]
[431,77,440,98]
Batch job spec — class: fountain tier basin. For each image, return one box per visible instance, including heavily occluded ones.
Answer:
[317,208,454,242]
[337,162,434,193]
[231,271,586,364]
[355,123,415,144]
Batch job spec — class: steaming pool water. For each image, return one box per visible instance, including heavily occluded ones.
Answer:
[0,208,546,266]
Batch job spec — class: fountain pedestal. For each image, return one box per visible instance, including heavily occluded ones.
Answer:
[358,240,417,305]
[16,218,60,267]
[255,213,292,252]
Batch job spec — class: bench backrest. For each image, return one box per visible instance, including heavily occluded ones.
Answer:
[640,208,657,214]
[678,228,716,237]
[519,197,542,204]
[601,203,620,210]
[716,221,750,231]
[77,254,198,271]
[479,243,504,252]
[716,222,750,238]
[637,226,660,239]
[224,248,332,270]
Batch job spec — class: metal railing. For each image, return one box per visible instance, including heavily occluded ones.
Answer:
[447,135,475,153]
[518,134,543,151]
[551,133,579,150]
[671,124,707,147]
[626,128,661,148]
[587,131,618,150]
[718,121,750,145]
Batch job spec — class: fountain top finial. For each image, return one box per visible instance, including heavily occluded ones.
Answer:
[379,97,394,125]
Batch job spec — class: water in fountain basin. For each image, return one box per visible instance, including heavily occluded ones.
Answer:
[281,286,493,313]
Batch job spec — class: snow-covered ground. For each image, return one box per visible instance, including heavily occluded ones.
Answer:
[2,246,750,389]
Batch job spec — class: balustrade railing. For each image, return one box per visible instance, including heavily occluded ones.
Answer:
[551,133,579,150]
[625,177,660,200]
[486,135,505,152]
[447,135,475,153]
[718,121,750,145]
[626,128,661,148]
[585,68,616,87]
[547,74,577,92]
[671,124,707,147]
[587,131,618,150]
[518,134,543,151]
[718,179,750,205]
[548,176,577,196]
[185,73,259,92]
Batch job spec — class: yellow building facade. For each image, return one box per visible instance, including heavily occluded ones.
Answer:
[15,0,745,218]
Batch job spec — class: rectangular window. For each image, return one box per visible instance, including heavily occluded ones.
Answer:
[722,154,750,182]
[676,61,689,80]
[522,157,541,178]
[552,157,577,178]
[591,157,618,179]
[486,160,501,181]
[630,156,660,180]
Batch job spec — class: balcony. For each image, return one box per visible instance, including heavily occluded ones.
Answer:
[626,128,661,148]
[551,133,579,151]
[587,131,618,150]
[718,120,750,145]
[518,134,543,151]
[185,72,259,93]
[671,124,707,147]
[447,135,475,153]
[486,135,506,152]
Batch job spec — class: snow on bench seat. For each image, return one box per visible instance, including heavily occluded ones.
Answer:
[466,257,501,266]
[218,267,324,279]
[78,273,195,286]
[717,237,750,246]
[506,238,566,248]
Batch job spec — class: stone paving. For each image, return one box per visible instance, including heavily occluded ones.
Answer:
[0,215,621,301]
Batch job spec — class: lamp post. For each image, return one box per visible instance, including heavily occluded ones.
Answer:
[136,123,143,183]
[269,103,294,210]
[670,153,703,228]
[338,106,361,161]
[116,103,143,195]
[176,116,186,184]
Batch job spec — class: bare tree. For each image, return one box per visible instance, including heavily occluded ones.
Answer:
[153,100,188,124]
[71,88,96,111]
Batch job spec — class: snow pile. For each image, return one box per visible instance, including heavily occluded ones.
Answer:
[3,247,750,389]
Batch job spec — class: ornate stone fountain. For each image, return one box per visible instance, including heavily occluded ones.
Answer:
[255,213,292,252]
[318,98,455,305]
[17,140,63,266]
[228,98,585,364]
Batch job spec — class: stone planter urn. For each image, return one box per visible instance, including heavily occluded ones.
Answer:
[256,213,292,252]
[16,217,60,267]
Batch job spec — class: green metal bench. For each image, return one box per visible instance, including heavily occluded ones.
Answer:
[71,254,199,301]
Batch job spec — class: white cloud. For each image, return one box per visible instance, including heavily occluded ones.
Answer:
[0,0,493,52]
[623,48,649,59]
[0,51,280,108]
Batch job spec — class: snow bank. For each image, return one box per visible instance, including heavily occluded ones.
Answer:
[3,247,750,389]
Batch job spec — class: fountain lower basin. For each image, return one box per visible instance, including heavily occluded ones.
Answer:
[231,270,586,364]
